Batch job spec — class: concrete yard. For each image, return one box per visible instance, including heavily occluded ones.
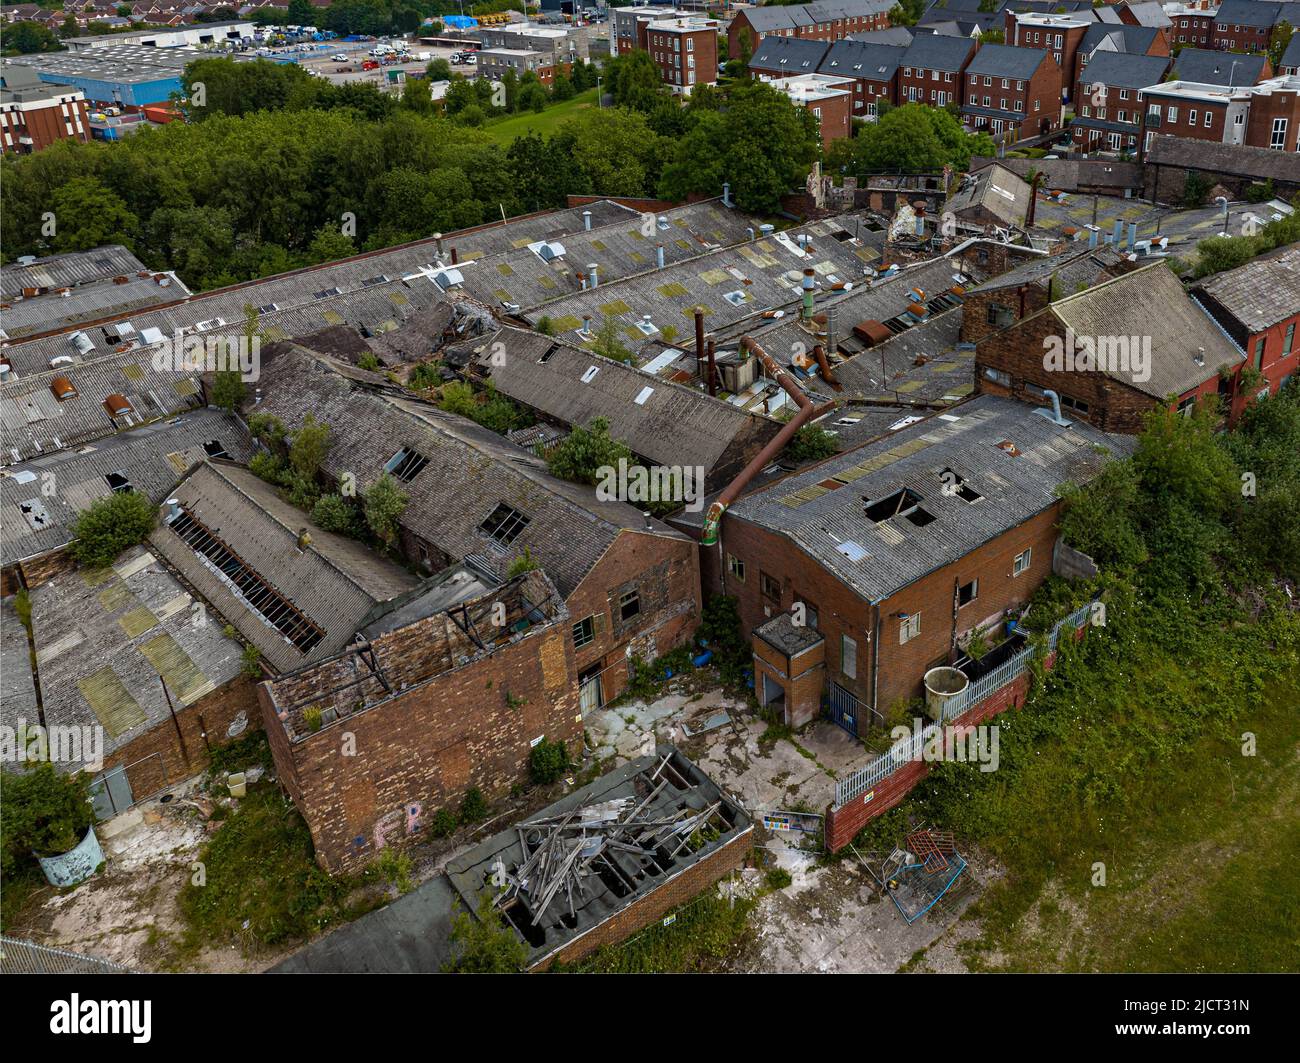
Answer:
[584,683,992,973]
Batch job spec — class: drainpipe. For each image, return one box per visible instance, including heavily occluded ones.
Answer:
[801,268,816,321]
[656,242,665,269]
[706,339,717,397]
[694,307,706,378]
[722,181,733,208]
[700,335,824,546]
[450,247,459,265]
[1025,170,1042,228]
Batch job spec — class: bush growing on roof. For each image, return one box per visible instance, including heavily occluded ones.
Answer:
[545,417,632,485]
[362,473,408,547]
[69,490,157,569]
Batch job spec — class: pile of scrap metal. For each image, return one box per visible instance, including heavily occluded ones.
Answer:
[491,753,726,927]
[851,828,968,924]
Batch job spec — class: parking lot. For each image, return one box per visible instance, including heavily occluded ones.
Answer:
[236,35,479,92]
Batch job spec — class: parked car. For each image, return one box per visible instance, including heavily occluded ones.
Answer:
[361,59,379,70]
[331,53,349,61]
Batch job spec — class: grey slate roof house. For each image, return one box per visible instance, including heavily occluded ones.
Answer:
[1,407,253,569]
[1166,48,1272,87]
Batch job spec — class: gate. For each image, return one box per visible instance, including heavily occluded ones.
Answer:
[828,682,861,737]
[89,766,133,821]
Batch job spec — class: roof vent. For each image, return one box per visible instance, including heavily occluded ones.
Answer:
[50,376,78,401]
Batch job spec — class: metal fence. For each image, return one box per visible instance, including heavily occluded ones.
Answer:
[833,602,1095,809]
[0,936,129,975]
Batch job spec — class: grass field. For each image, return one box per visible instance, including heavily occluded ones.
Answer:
[953,665,1300,973]
[476,88,601,145]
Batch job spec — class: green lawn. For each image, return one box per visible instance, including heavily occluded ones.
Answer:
[950,664,1300,973]
[475,88,601,145]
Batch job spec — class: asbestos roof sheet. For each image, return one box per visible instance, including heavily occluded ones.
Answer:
[726,394,1135,603]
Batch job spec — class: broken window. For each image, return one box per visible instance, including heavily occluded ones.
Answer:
[168,507,324,653]
[899,612,921,644]
[618,590,641,622]
[864,488,934,526]
[573,614,596,649]
[105,471,133,493]
[1013,548,1032,576]
[958,579,978,606]
[385,447,429,484]
[481,502,530,545]
[760,571,781,601]
[1060,395,1090,415]
[203,440,230,459]
[538,344,560,364]
[727,553,746,582]
[985,303,1015,328]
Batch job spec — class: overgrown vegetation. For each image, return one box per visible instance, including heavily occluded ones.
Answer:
[698,595,751,689]
[1189,193,1300,278]
[529,739,572,786]
[1,764,96,925]
[442,894,527,973]
[68,490,157,568]
[854,384,1300,971]
[177,785,352,952]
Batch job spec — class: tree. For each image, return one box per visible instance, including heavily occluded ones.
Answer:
[659,80,819,214]
[306,224,357,264]
[1,765,94,883]
[563,108,665,197]
[363,473,408,546]
[442,894,527,973]
[48,177,138,253]
[605,48,665,113]
[69,491,157,568]
[546,417,632,485]
[287,0,316,24]
[311,493,364,537]
[590,313,633,363]
[59,14,79,38]
[1268,20,1293,70]
[426,57,452,82]
[841,103,993,175]
[6,21,62,54]
[289,414,330,479]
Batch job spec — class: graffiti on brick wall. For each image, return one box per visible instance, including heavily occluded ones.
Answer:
[373,801,423,850]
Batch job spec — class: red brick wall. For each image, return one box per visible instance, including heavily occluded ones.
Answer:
[710,502,1065,719]
[1244,86,1300,150]
[974,308,1162,433]
[567,529,701,704]
[260,626,582,873]
[107,675,261,801]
